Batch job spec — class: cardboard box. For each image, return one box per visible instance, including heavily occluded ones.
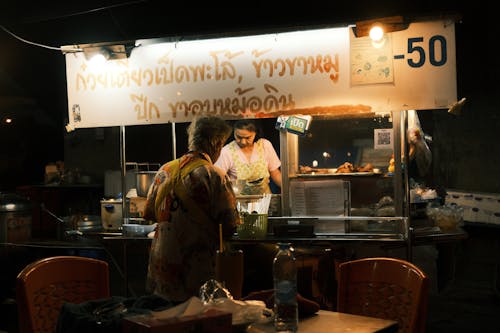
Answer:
[122,309,232,333]
[462,206,475,222]
[489,212,500,225]
[472,194,500,212]
[445,189,474,207]
[446,189,500,210]
[446,189,500,224]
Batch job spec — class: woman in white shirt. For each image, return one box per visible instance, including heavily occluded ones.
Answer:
[215,119,281,295]
[215,119,282,195]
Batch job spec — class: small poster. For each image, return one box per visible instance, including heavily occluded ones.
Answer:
[350,34,394,85]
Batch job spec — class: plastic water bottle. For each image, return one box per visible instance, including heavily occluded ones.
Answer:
[273,242,298,332]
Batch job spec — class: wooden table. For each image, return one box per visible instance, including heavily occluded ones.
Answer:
[247,310,398,333]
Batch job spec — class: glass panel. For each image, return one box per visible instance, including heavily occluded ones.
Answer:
[293,115,396,215]
[298,116,393,170]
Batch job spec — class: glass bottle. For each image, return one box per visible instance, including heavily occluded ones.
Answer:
[273,242,298,332]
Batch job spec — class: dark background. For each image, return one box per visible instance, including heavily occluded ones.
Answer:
[1,4,500,333]
[0,0,498,193]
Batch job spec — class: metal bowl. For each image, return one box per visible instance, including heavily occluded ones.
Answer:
[122,223,156,237]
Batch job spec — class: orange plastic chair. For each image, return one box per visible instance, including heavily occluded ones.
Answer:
[337,257,429,333]
[16,255,110,333]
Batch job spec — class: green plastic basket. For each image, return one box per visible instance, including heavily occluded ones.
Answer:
[237,213,268,239]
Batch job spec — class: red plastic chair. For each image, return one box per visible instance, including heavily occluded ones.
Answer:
[16,256,110,333]
[337,257,429,333]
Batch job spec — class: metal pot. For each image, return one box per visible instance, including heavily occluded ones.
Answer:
[136,171,156,197]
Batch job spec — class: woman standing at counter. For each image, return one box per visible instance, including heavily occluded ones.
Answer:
[216,119,282,294]
[215,119,282,195]
[143,116,240,303]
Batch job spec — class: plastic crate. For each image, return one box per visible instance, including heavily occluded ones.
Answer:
[237,213,268,239]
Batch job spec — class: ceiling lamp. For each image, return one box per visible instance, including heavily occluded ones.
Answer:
[369,25,384,41]
[62,41,133,63]
[83,44,128,62]
[354,16,408,40]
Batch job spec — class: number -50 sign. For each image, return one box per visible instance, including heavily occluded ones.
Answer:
[401,36,448,68]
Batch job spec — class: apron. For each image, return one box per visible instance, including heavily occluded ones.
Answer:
[229,140,271,195]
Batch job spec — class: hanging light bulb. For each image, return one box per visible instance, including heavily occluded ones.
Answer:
[82,44,129,64]
[88,52,108,66]
[369,24,384,42]
[354,16,408,39]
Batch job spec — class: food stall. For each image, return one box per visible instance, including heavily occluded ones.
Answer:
[61,16,465,297]
[64,17,460,228]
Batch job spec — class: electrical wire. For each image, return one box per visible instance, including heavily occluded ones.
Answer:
[0,24,82,52]
[17,0,148,25]
[0,1,147,53]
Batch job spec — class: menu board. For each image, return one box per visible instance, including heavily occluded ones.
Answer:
[289,179,349,216]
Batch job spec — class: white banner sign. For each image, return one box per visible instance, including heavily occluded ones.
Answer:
[65,19,456,128]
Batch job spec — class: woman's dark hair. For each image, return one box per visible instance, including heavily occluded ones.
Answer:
[233,119,262,141]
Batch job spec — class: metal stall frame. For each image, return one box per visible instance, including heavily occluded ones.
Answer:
[118,123,178,224]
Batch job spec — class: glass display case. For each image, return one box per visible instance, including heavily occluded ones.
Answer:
[275,111,409,240]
